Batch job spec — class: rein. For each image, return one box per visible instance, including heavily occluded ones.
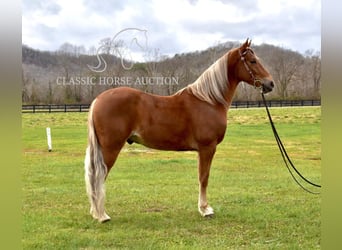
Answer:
[239,47,321,194]
[261,92,321,194]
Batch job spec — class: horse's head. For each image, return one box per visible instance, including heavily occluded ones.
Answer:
[233,39,274,94]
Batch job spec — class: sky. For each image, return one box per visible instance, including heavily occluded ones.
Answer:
[22,0,321,59]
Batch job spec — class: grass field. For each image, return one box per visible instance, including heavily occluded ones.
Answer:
[22,107,321,249]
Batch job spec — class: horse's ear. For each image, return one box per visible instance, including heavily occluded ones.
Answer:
[240,38,250,51]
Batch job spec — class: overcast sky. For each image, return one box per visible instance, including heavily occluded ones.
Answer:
[22,0,321,58]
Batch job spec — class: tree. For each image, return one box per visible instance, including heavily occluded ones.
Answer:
[46,80,54,104]
[270,49,304,99]
[88,46,97,55]
[58,42,75,56]
[22,67,30,103]
[310,52,321,97]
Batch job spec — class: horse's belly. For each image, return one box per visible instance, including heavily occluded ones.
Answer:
[127,130,195,151]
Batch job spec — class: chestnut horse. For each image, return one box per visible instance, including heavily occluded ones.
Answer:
[85,39,274,222]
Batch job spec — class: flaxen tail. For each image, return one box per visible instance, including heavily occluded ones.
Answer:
[84,99,110,222]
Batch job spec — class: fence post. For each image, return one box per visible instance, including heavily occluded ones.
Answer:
[33,105,35,113]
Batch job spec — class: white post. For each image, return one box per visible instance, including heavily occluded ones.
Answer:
[46,127,52,152]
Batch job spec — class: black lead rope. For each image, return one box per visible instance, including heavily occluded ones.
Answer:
[261,93,321,195]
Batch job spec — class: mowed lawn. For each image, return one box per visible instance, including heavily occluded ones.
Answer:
[22,107,321,249]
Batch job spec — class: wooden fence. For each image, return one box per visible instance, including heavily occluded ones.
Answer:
[22,100,321,113]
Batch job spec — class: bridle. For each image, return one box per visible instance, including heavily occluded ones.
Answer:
[238,46,322,194]
[238,46,321,194]
[239,48,263,91]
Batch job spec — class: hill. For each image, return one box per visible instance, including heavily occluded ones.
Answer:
[22,42,320,104]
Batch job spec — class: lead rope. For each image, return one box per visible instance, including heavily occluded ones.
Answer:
[261,93,321,194]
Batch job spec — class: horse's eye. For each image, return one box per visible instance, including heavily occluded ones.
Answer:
[250,60,257,64]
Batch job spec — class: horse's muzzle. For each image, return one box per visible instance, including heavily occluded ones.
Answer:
[262,80,274,94]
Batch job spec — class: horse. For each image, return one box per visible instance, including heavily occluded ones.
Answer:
[84,39,274,222]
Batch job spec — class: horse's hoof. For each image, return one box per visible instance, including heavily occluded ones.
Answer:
[99,217,111,223]
[204,212,214,218]
[199,206,214,217]
[90,210,111,223]
[98,213,111,223]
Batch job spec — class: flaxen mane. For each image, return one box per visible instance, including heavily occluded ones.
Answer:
[184,52,229,107]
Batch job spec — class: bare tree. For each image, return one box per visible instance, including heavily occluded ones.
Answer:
[46,80,54,104]
[99,38,112,54]
[158,56,180,95]
[270,49,304,99]
[87,45,97,55]
[310,52,321,97]
[58,42,76,56]
[22,67,30,103]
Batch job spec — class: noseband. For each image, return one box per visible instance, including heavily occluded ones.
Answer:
[239,48,263,91]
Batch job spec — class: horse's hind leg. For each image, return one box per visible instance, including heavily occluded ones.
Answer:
[197,146,216,217]
[85,144,122,223]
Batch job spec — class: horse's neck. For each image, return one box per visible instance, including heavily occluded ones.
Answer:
[223,78,239,108]
[224,51,240,107]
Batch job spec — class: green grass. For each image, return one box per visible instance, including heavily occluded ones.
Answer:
[22,107,321,249]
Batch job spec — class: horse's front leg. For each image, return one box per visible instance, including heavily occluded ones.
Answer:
[197,145,216,217]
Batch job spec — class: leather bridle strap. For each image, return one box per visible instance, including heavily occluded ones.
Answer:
[239,48,263,90]
[261,92,321,194]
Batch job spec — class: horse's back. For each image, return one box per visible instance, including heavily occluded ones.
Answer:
[96,86,142,106]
